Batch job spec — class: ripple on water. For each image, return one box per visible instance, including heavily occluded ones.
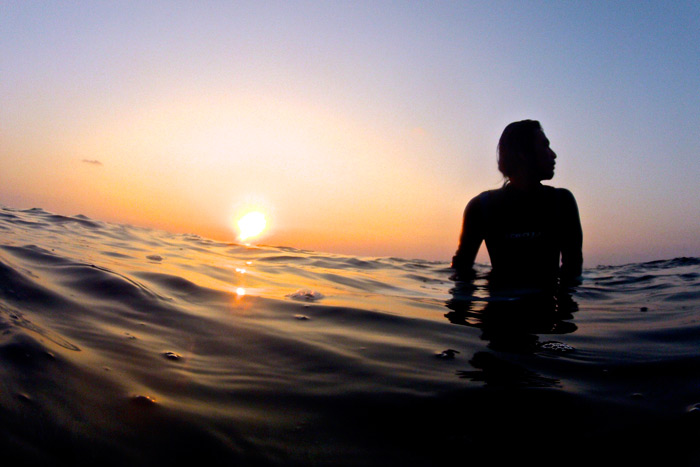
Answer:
[286,289,324,301]
[538,341,575,353]
[163,351,182,360]
[130,395,157,406]
[435,349,460,359]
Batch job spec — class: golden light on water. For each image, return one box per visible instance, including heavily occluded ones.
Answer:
[237,211,267,242]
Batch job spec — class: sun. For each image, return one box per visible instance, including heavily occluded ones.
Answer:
[237,211,267,242]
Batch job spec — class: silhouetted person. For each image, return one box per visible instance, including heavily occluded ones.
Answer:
[451,120,582,287]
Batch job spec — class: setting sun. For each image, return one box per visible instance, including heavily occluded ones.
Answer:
[237,211,267,242]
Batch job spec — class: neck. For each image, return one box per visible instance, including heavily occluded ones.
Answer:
[506,176,542,191]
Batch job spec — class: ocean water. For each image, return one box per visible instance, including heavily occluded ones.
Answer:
[1,205,699,466]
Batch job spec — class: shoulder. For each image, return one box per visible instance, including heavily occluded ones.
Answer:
[552,187,578,205]
[540,185,576,203]
[550,187,580,220]
[462,189,500,223]
[552,186,575,197]
[474,188,503,203]
[470,189,499,201]
[466,189,501,210]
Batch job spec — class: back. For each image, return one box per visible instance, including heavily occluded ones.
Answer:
[481,185,561,284]
[453,184,582,286]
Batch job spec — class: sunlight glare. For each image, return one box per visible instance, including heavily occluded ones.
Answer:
[237,211,267,241]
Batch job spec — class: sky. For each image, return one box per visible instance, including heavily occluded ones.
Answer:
[2,1,699,266]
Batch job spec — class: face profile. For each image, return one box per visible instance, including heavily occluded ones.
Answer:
[532,130,556,181]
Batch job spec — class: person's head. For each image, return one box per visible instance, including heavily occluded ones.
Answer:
[497,120,556,183]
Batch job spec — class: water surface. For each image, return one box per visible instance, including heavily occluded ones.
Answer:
[1,206,699,465]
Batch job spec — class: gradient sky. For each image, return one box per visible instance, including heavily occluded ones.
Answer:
[2,1,699,265]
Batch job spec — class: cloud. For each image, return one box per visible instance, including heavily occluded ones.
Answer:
[81,159,103,166]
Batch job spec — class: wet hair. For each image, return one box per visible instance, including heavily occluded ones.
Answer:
[497,119,543,180]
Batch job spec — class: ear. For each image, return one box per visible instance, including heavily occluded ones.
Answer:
[516,151,529,162]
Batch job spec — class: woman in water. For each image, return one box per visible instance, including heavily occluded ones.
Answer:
[452,120,583,286]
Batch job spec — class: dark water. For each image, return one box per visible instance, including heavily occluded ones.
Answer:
[1,205,699,466]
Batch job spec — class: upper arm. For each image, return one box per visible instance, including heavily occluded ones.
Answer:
[557,188,583,277]
[452,195,485,272]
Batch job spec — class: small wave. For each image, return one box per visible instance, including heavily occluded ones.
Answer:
[286,289,324,301]
[640,257,700,268]
[101,251,134,259]
[135,271,232,302]
[46,214,102,229]
[538,341,575,353]
[0,244,74,266]
[258,254,309,263]
[57,264,172,308]
[403,273,447,284]
[0,257,73,307]
[662,290,700,302]
[319,272,402,293]
[0,303,80,351]
[344,258,382,269]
